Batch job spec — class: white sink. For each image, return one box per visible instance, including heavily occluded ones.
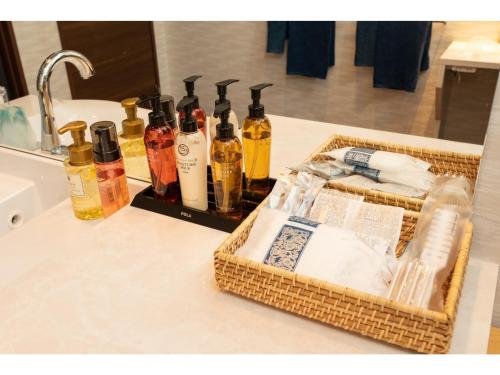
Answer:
[0,147,68,237]
[0,94,153,236]
[0,172,41,237]
[8,95,150,146]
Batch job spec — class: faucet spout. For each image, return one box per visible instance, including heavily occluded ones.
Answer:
[37,50,95,154]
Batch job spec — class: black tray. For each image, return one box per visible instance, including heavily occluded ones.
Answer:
[131,166,276,232]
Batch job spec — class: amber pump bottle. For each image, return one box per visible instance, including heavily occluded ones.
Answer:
[210,101,243,219]
[242,83,273,193]
[119,97,149,180]
[178,75,207,137]
[58,121,103,220]
[138,94,179,202]
[90,121,130,218]
[208,79,240,142]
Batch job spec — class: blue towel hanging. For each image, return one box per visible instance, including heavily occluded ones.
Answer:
[355,21,432,92]
[267,21,336,79]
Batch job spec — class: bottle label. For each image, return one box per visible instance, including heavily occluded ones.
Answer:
[177,143,189,156]
[67,174,85,197]
[177,143,198,173]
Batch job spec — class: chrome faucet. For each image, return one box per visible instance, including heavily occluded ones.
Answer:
[37,50,95,154]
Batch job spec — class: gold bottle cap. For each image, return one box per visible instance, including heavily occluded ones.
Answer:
[57,121,93,166]
[121,97,145,138]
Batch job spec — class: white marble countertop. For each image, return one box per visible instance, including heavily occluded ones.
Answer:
[440,40,500,70]
[0,115,494,353]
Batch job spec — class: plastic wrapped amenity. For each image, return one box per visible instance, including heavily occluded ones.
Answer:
[387,176,473,311]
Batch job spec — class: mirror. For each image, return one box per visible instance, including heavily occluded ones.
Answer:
[1,21,500,182]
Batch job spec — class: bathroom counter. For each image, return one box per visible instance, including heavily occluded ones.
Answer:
[0,115,494,354]
[440,40,500,70]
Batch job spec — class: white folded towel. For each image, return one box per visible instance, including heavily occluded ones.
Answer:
[237,207,393,297]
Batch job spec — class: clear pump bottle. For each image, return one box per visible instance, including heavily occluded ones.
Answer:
[242,83,273,194]
[210,102,243,219]
[58,121,103,220]
[118,97,149,180]
[178,75,207,137]
[208,79,240,142]
[90,121,130,217]
[175,97,208,211]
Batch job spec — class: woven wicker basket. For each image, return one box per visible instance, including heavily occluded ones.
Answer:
[214,199,473,353]
[307,134,481,211]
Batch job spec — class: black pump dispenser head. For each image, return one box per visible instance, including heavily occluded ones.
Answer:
[248,83,273,118]
[176,97,197,133]
[215,79,239,106]
[90,121,122,163]
[183,75,202,108]
[136,94,166,126]
[160,95,177,130]
[213,102,234,140]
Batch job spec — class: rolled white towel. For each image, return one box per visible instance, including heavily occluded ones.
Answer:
[322,147,431,174]
[331,159,435,192]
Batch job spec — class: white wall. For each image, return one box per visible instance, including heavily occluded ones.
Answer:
[472,77,500,327]
[12,21,71,100]
[153,21,500,138]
